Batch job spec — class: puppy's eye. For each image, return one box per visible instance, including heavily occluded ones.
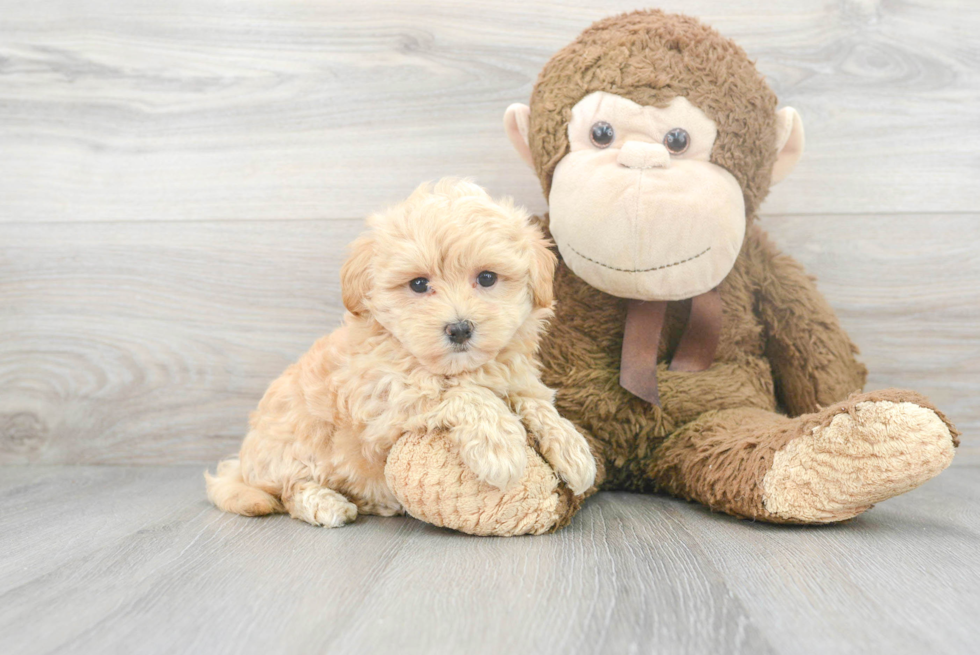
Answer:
[590,121,615,148]
[477,271,497,288]
[663,128,690,154]
[409,277,429,293]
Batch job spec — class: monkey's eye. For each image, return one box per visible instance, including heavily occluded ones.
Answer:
[409,277,429,293]
[663,128,690,154]
[477,271,497,288]
[590,121,615,148]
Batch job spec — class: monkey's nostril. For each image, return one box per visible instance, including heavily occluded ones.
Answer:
[445,320,474,344]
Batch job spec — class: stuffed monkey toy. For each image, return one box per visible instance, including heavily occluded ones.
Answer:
[385,9,958,533]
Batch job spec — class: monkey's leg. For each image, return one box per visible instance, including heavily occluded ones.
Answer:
[648,389,957,523]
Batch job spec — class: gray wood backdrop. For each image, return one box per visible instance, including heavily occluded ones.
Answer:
[1,0,978,465]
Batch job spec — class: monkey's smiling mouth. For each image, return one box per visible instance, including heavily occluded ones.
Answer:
[565,244,712,273]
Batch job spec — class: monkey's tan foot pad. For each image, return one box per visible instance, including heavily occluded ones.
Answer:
[385,432,579,536]
[762,393,956,523]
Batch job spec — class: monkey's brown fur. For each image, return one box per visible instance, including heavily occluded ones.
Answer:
[529,10,958,523]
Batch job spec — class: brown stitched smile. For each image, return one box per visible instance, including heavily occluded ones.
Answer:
[566,244,712,273]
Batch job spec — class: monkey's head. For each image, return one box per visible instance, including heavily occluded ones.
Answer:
[505,10,804,301]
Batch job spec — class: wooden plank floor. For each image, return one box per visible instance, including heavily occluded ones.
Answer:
[1,465,978,655]
[2,3,978,652]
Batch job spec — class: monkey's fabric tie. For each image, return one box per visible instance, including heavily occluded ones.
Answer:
[619,289,722,406]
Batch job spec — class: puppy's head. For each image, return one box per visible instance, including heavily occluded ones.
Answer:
[341,178,556,375]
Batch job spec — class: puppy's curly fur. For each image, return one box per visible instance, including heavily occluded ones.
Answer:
[206,179,596,527]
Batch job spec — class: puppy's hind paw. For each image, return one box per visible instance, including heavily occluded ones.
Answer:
[314,498,358,528]
[289,484,358,528]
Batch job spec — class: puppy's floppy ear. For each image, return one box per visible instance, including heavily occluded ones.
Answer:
[340,233,375,316]
[526,228,557,310]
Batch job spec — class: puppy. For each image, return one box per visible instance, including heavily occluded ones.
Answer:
[206,179,596,527]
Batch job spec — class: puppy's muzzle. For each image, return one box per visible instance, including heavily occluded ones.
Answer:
[445,320,474,345]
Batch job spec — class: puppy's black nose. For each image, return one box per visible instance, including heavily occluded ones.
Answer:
[445,320,474,344]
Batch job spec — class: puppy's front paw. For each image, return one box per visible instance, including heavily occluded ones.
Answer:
[539,418,597,496]
[458,418,528,491]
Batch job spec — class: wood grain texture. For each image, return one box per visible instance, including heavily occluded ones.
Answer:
[1,215,977,464]
[3,6,977,651]
[0,0,977,223]
[0,219,364,464]
[1,465,978,655]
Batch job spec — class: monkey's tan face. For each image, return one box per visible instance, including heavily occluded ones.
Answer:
[548,92,746,301]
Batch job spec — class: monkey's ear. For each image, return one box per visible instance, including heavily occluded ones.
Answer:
[771,107,805,185]
[504,103,535,170]
[340,233,375,317]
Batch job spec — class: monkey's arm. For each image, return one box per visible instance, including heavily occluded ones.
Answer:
[749,226,867,416]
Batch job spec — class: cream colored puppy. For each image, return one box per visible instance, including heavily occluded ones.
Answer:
[206,179,596,527]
